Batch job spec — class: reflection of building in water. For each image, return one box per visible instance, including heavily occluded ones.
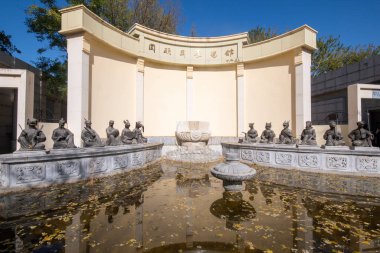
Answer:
[210,191,256,229]
[0,210,73,252]
[304,193,380,252]
[175,164,212,250]
[244,180,380,252]
[210,191,256,252]
[2,163,380,252]
[0,165,161,253]
[259,183,277,205]
[245,181,259,201]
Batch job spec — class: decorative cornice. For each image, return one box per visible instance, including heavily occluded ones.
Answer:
[60,5,318,66]
[128,23,248,44]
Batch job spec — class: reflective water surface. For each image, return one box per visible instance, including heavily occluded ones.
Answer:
[1,161,380,253]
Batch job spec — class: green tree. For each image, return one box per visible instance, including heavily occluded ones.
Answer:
[190,23,197,37]
[26,0,65,53]
[311,35,380,77]
[70,0,132,31]
[129,0,179,34]
[0,30,21,55]
[248,26,277,44]
[26,0,181,100]
[36,57,68,98]
[311,35,349,77]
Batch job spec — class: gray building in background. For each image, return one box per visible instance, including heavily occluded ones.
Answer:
[0,51,45,119]
[0,51,66,153]
[311,55,380,129]
[0,51,67,121]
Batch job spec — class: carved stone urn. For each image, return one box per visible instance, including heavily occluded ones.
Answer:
[175,121,210,147]
[211,153,256,191]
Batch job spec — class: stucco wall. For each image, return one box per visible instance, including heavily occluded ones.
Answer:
[86,48,299,138]
[192,66,237,136]
[144,62,187,136]
[59,6,316,145]
[90,39,137,137]
[40,122,57,149]
[244,52,295,137]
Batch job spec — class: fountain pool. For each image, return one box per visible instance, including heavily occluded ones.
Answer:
[0,160,380,253]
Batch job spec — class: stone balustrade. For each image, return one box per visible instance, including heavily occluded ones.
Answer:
[222,143,380,176]
[0,143,163,193]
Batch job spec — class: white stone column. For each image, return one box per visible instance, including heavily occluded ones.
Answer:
[294,49,312,137]
[186,66,193,121]
[347,84,361,131]
[136,58,145,122]
[236,63,244,136]
[67,35,90,147]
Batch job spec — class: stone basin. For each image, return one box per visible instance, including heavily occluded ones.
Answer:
[211,152,256,191]
[175,121,210,146]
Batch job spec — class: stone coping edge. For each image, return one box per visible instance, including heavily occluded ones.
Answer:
[0,143,163,193]
[0,143,164,164]
[222,142,380,177]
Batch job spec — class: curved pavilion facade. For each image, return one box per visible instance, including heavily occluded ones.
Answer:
[59,5,317,146]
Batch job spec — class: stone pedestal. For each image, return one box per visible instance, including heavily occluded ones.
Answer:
[211,153,256,191]
[182,142,206,149]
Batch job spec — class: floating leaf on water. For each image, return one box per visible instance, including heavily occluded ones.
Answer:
[245,241,254,250]
[233,224,244,231]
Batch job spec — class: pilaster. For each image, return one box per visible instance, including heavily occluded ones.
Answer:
[136,58,145,122]
[236,63,244,136]
[347,84,361,131]
[186,66,193,120]
[67,35,90,147]
[294,49,312,137]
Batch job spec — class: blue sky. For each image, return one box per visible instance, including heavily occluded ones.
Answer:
[1,0,379,66]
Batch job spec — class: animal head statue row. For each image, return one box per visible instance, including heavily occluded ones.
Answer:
[17,118,148,151]
[239,120,376,148]
[239,121,298,145]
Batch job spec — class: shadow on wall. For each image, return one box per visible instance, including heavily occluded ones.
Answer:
[313,124,349,146]
[88,38,138,137]
[244,51,296,136]
[37,122,62,150]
